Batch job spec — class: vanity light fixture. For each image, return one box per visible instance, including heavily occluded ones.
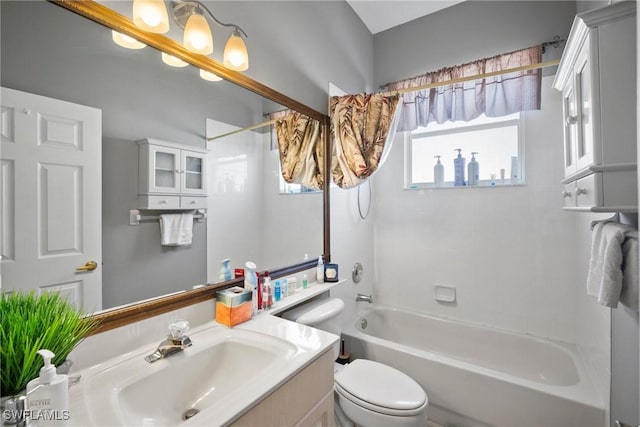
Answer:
[182,7,213,54]
[132,0,170,33]
[171,0,249,71]
[223,28,249,71]
[161,52,189,67]
[199,69,223,82]
[111,31,147,49]
[113,0,250,74]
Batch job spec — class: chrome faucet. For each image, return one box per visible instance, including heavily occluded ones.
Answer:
[355,293,373,303]
[145,320,192,363]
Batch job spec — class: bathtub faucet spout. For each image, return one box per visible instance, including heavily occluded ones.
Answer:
[356,293,373,303]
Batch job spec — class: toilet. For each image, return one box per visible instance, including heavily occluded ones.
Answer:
[282,297,428,427]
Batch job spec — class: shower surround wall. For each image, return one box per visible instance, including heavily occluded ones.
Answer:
[327,0,612,412]
[371,76,610,352]
[366,0,610,357]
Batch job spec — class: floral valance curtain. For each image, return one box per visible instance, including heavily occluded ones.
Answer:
[274,112,324,190]
[330,93,400,189]
[385,46,542,132]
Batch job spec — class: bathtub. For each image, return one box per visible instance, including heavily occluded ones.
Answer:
[342,305,605,427]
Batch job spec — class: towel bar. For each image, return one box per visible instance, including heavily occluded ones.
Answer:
[129,209,207,226]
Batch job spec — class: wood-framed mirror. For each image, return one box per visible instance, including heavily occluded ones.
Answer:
[0,0,331,333]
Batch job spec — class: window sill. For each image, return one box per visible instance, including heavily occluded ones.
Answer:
[406,181,525,190]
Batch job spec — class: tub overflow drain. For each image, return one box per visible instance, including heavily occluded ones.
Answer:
[183,408,200,421]
[361,319,367,329]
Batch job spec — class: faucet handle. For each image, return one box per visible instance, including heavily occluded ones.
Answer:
[169,320,190,339]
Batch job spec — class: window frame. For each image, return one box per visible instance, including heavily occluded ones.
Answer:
[404,114,525,189]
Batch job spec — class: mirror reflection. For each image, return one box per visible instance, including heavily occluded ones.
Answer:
[0,0,323,312]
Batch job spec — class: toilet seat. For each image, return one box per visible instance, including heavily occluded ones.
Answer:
[334,359,427,417]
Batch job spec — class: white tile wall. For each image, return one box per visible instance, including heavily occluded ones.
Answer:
[333,76,610,357]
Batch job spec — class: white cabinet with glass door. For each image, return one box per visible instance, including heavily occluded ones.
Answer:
[553,2,636,212]
[138,138,207,209]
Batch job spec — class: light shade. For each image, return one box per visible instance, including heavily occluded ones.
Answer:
[223,29,249,71]
[132,0,170,33]
[161,52,189,67]
[200,69,223,82]
[183,12,213,55]
[111,31,146,50]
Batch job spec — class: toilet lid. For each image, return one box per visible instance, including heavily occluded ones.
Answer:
[334,359,427,413]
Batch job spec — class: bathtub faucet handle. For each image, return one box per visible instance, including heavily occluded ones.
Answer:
[355,293,373,303]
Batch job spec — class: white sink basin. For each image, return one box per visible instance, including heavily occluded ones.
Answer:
[82,326,298,426]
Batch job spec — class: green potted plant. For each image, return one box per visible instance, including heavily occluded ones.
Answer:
[0,291,99,398]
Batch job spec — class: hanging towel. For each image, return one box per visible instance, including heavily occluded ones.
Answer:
[159,213,193,246]
[619,236,639,311]
[587,221,633,307]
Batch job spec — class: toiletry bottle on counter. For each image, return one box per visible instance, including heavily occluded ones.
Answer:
[262,275,270,310]
[303,254,309,289]
[317,256,324,284]
[433,155,444,187]
[26,349,69,427]
[288,277,298,295]
[453,149,465,186]
[274,280,281,302]
[467,152,479,186]
[282,278,289,298]
[244,261,257,315]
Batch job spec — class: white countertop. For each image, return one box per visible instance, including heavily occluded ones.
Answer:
[67,281,343,426]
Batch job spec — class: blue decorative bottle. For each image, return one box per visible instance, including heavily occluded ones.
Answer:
[219,258,232,281]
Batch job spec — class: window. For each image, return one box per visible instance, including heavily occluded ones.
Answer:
[279,178,319,194]
[406,113,523,188]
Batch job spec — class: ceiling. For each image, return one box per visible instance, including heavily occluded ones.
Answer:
[347,0,465,34]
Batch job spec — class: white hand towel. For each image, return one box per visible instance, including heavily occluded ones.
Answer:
[587,222,633,307]
[619,236,639,311]
[159,213,193,246]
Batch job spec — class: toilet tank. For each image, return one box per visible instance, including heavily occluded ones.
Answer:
[282,297,345,336]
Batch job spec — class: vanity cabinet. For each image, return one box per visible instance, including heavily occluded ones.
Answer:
[137,138,207,209]
[553,2,636,212]
[230,349,335,427]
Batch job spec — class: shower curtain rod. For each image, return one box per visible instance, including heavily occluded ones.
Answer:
[378,59,560,97]
[210,46,562,141]
[207,118,276,141]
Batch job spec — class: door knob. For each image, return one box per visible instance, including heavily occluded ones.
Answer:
[76,260,98,272]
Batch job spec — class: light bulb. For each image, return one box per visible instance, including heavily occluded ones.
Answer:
[200,70,222,82]
[132,0,169,33]
[111,31,146,50]
[183,13,213,55]
[161,53,189,67]
[223,30,248,71]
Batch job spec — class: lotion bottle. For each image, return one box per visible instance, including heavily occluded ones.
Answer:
[433,156,444,187]
[467,152,479,186]
[26,349,69,427]
[262,275,270,310]
[303,254,309,289]
[316,256,324,284]
[453,149,465,186]
[274,280,281,302]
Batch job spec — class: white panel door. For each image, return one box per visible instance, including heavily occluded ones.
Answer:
[0,87,102,312]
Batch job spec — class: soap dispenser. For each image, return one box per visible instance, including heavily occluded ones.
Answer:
[467,152,479,186]
[316,256,324,284]
[26,349,69,426]
[453,149,466,186]
[433,155,444,187]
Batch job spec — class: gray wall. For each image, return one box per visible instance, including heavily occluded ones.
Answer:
[1,0,373,308]
[373,1,576,88]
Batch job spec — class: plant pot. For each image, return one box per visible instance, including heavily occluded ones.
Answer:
[1,392,27,426]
